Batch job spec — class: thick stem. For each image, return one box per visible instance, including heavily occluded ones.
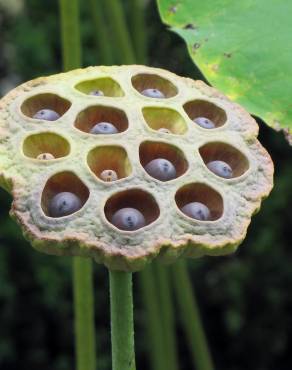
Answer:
[172,260,214,370]
[110,270,136,370]
[59,2,96,370]
[103,0,136,64]
[73,258,96,370]
[139,266,167,370]
[154,263,179,370]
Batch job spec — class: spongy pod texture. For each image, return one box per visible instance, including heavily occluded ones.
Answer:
[0,65,273,271]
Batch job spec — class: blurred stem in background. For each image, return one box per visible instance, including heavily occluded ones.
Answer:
[59,1,96,370]
[172,260,214,370]
[129,0,148,64]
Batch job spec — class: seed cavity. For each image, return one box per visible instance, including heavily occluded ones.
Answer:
[41,171,89,218]
[175,183,223,221]
[87,145,131,182]
[21,93,71,120]
[131,73,178,98]
[23,132,70,160]
[199,142,249,179]
[104,189,160,231]
[184,100,227,128]
[75,106,128,134]
[142,107,187,135]
[75,77,125,97]
[140,141,188,181]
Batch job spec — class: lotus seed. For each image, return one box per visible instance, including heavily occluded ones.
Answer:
[90,122,118,134]
[33,109,60,121]
[158,127,171,134]
[145,158,176,181]
[49,192,82,218]
[207,160,233,178]
[111,208,146,231]
[100,169,118,182]
[194,117,215,129]
[37,153,55,160]
[89,89,104,96]
[141,88,165,99]
[181,202,210,221]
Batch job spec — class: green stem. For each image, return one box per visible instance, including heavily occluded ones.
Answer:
[110,271,136,370]
[129,0,148,64]
[154,263,179,370]
[88,0,114,65]
[139,266,167,370]
[103,0,136,64]
[172,260,214,370]
[73,258,96,370]
[59,2,96,370]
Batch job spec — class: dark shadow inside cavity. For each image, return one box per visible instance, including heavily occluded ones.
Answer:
[75,77,124,97]
[139,141,188,179]
[23,132,70,159]
[87,145,132,181]
[104,188,160,229]
[199,142,249,178]
[41,171,89,217]
[142,107,187,135]
[74,105,128,133]
[183,100,227,127]
[21,93,71,119]
[131,73,178,98]
[175,183,223,221]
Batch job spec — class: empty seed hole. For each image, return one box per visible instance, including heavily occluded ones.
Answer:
[142,107,188,135]
[87,145,132,182]
[104,189,160,231]
[139,141,188,181]
[75,77,124,97]
[199,142,249,178]
[175,183,223,221]
[131,73,178,98]
[183,100,227,128]
[41,171,89,218]
[21,93,71,120]
[23,132,70,160]
[74,106,128,134]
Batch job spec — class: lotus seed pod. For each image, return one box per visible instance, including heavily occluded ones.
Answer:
[111,208,146,231]
[49,192,82,218]
[33,109,60,121]
[207,160,233,179]
[193,117,215,129]
[37,153,55,160]
[89,89,104,96]
[0,65,273,271]
[90,122,118,134]
[145,158,177,181]
[100,169,118,182]
[141,88,165,99]
[181,202,210,221]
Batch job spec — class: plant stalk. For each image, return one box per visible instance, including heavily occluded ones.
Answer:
[172,260,214,370]
[59,1,96,370]
[129,0,148,64]
[154,263,179,370]
[110,270,136,370]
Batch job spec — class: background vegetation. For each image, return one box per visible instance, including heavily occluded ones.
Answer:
[0,1,291,369]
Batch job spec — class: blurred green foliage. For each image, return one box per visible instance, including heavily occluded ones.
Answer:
[0,1,291,370]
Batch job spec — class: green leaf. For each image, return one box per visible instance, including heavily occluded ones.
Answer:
[157,0,292,144]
